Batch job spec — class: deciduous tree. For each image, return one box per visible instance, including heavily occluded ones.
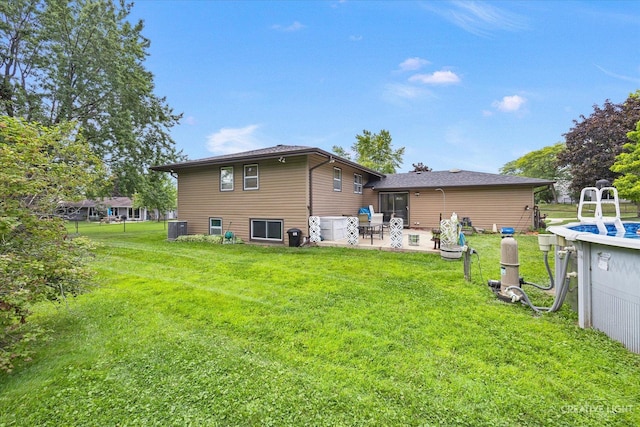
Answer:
[557,91,640,197]
[412,162,432,172]
[1,0,183,196]
[333,129,405,173]
[500,142,568,202]
[0,116,103,372]
[611,120,640,204]
[133,173,177,221]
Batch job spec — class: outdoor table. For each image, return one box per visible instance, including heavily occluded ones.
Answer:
[360,222,384,245]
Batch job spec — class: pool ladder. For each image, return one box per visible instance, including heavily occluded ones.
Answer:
[577,186,625,236]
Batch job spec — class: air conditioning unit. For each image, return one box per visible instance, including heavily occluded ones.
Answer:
[168,221,187,240]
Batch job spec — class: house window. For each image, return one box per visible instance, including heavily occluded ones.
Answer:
[251,219,283,242]
[244,164,259,190]
[333,167,342,192]
[354,173,363,194]
[209,217,223,235]
[220,166,234,191]
[128,207,141,220]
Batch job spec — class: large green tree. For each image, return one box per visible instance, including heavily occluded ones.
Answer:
[611,120,640,203]
[557,91,640,197]
[500,142,568,203]
[0,0,183,196]
[1,116,104,372]
[333,129,405,173]
[133,172,177,221]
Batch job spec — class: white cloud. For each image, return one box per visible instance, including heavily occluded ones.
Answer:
[399,57,430,72]
[349,35,363,41]
[425,1,528,37]
[182,116,197,126]
[206,124,262,154]
[409,70,461,85]
[271,21,305,32]
[384,83,431,100]
[595,64,640,84]
[492,95,526,112]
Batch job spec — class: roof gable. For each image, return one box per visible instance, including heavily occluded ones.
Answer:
[151,145,384,177]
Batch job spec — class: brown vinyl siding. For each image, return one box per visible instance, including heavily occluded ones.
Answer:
[407,186,535,231]
[165,144,544,245]
[177,156,309,242]
[175,153,377,243]
[309,155,374,217]
[362,188,378,211]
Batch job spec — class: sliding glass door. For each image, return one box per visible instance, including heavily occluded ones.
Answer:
[379,192,408,225]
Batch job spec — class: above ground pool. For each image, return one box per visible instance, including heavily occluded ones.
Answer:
[546,185,640,354]
[567,222,640,239]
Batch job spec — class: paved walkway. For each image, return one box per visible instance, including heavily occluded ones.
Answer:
[316,228,441,253]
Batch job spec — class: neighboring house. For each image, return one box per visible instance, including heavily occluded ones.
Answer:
[59,197,148,221]
[151,145,554,244]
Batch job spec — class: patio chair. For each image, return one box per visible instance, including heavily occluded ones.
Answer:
[361,206,384,240]
[358,213,370,236]
[368,205,384,226]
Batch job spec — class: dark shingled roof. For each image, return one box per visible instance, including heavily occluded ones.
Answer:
[152,145,553,189]
[151,145,384,177]
[365,169,554,190]
[61,197,134,208]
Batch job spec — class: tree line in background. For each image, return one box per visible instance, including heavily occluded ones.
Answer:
[501,90,640,205]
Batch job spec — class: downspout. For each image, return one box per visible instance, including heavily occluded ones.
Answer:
[308,155,334,216]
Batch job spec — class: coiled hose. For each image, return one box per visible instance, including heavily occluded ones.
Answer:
[505,247,574,313]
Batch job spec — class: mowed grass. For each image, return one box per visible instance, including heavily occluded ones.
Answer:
[540,202,640,221]
[1,222,639,426]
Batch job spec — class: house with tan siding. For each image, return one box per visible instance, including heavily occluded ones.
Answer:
[365,170,553,233]
[151,145,553,244]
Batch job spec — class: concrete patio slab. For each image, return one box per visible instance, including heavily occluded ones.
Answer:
[316,228,441,253]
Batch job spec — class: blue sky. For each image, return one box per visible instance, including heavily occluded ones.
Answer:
[129,1,640,173]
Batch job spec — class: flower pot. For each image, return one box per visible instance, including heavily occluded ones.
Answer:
[440,245,463,261]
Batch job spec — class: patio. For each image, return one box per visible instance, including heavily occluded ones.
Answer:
[316,228,440,253]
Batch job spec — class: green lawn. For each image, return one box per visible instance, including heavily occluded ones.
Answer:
[540,202,639,220]
[1,222,639,426]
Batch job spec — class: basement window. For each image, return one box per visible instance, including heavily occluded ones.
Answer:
[209,217,223,235]
[251,219,283,242]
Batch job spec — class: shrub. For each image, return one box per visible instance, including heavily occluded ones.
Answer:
[1,117,103,372]
[174,234,243,244]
